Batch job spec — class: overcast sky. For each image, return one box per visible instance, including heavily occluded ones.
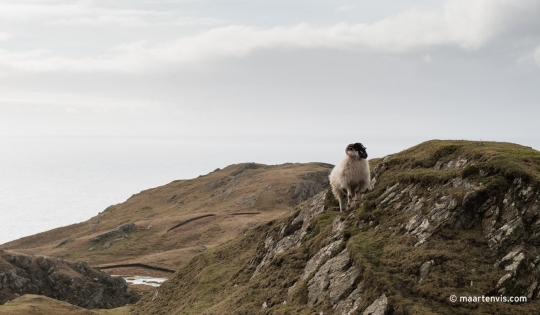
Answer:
[1,0,539,156]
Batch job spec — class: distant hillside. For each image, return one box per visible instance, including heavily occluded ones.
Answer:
[132,140,540,314]
[1,162,332,276]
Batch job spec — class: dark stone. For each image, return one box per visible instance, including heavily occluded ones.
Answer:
[93,223,137,242]
[0,251,141,308]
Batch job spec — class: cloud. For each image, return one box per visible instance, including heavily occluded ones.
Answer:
[143,0,202,3]
[1,0,539,73]
[65,107,80,114]
[0,2,226,29]
[336,5,355,12]
[422,54,433,63]
[0,48,121,72]
[0,3,87,21]
[442,0,540,49]
[0,85,156,109]
[50,15,151,27]
[534,45,540,67]
[0,32,12,41]
[46,8,175,27]
[159,16,228,26]
[0,2,172,26]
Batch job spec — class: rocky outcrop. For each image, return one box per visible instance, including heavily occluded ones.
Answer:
[0,251,140,308]
[93,222,137,242]
[307,249,359,307]
[243,191,380,315]
[290,170,331,204]
[205,163,331,206]
[362,294,388,315]
[249,191,376,315]
[251,192,328,279]
[375,161,540,300]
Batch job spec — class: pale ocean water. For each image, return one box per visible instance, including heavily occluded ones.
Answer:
[0,135,354,245]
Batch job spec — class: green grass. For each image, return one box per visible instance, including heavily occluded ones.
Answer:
[383,140,540,181]
[316,212,338,229]
[349,231,386,267]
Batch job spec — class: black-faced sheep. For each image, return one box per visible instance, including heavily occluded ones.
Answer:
[329,143,371,211]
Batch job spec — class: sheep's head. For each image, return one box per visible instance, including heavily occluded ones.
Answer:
[346,143,368,159]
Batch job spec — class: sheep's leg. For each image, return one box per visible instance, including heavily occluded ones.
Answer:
[353,187,361,206]
[341,189,350,211]
[333,187,346,212]
[353,183,369,207]
[338,193,346,212]
[346,189,353,210]
[339,198,345,212]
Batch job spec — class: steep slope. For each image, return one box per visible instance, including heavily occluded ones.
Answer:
[132,140,540,314]
[1,163,331,275]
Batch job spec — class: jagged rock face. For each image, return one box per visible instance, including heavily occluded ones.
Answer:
[251,192,327,278]
[374,159,540,300]
[307,249,359,306]
[248,191,384,315]
[300,239,342,282]
[0,250,140,309]
[290,169,331,205]
[362,293,388,315]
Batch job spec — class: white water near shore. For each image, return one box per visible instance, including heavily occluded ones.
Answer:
[119,276,168,287]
